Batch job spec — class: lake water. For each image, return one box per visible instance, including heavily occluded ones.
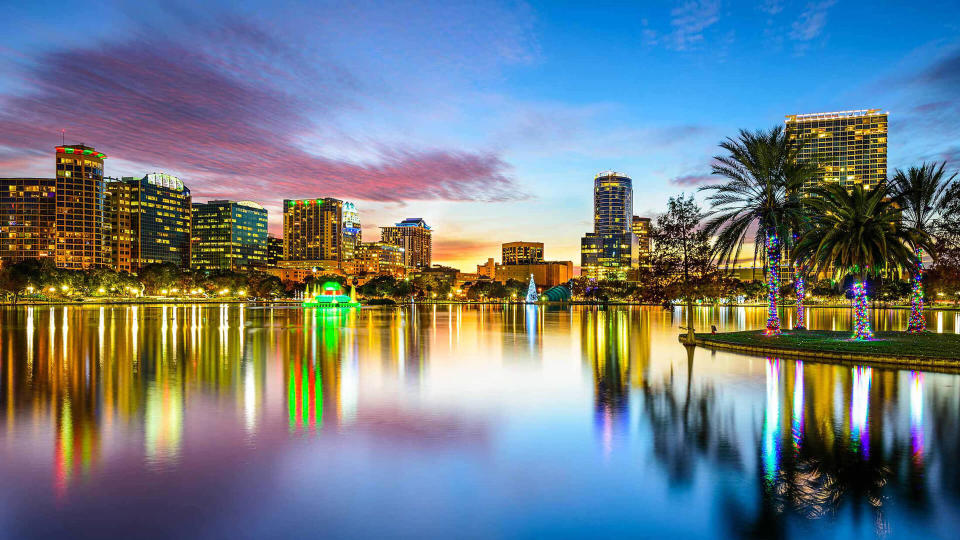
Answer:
[0,304,958,539]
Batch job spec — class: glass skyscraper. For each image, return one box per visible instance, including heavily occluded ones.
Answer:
[191,200,268,271]
[106,173,192,272]
[581,171,637,279]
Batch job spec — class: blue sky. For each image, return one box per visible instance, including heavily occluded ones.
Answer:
[1,0,958,270]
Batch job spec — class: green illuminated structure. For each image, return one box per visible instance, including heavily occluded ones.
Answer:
[302,281,360,307]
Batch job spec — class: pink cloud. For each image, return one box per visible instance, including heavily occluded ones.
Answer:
[0,31,519,204]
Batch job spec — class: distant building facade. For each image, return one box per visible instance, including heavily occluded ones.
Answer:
[477,257,495,279]
[341,201,361,262]
[55,144,108,269]
[632,216,652,264]
[581,171,637,279]
[0,178,57,265]
[355,241,405,276]
[495,261,573,288]
[381,218,432,269]
[785,109,887,193]
[106,173,192,272]
[502,241,544,265]
[191,200,268,271]
[266,235,283,267]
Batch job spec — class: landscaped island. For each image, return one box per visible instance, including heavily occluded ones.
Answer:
[689,330,960,370]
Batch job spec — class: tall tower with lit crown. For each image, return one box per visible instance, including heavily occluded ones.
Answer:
[55,144,107,269]
[581,171,637,279]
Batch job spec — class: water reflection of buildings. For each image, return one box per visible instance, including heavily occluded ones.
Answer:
[0,305,272,494]
[747,357,948,533]
[581,309,634,451]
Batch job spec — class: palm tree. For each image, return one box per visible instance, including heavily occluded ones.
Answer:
[795,183,928,340]
[890,162,958,332]
[701,126,818,336]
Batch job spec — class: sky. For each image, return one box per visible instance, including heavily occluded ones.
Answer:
[1,0,958,271]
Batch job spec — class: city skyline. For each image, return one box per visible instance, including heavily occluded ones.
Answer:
[0,1,958,271]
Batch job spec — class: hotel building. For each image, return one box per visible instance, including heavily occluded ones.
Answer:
[0,178,57,265]
[581,171,637,279]
[191,200,268,271]
[381,218,432,269]
[106,173,192,272]
[283,197,344,264]
[55,144,108,269]
[785,109,888,193]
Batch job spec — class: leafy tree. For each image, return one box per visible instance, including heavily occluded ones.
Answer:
[651,194,716,340]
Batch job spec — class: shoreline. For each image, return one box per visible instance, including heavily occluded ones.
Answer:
[687,330,960,372]
[5,299,960,311]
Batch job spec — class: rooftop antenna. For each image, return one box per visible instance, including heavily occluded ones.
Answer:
[60,129,65,146]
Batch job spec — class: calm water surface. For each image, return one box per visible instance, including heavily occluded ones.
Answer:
[1,304,959,539]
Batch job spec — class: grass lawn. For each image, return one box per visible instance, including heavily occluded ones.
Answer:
[697,330,960,360]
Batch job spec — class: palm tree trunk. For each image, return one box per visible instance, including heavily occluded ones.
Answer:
[765,234,782,336]
[794,263,805,330]
[907,247,926,333]
[852,274,873,340]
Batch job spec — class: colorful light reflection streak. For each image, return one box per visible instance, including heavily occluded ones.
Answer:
[850,366,872,457]
[792,361,804,451]
[910,371,924,466]
[762,357,781,483]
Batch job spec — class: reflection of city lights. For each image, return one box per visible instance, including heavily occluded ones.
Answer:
[851,366,872,456]
[762,357,781,483]
[792,361,804,451]
[910,371,924,466]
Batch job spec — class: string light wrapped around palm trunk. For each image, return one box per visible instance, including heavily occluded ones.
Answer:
[765,234,782,336]
[852,280,873,340]
[794,263,806,330]
[908,248,926,333]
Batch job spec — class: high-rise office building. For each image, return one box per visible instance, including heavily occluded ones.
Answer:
[381,218,432,269]
[502,241,544,265]
[785,109,888,193]
[191,200,268,271]
[341,201,361,262]
[283,198,344,263]
[632,216,652,264]
[106,173,192,272]
[55,144,108,269]
[0,178,56,265]
[581,171,637,279]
